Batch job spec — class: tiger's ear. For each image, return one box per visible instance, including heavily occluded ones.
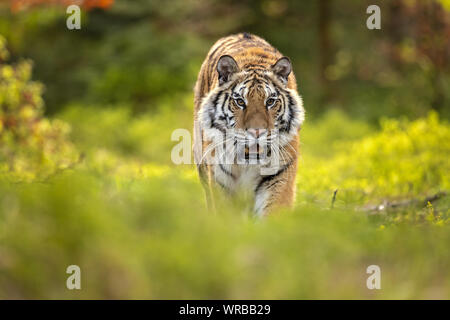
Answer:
[271,57,292,84]
[217,55,239,85]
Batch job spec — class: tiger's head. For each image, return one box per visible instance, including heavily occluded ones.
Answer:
[199,54,305,164]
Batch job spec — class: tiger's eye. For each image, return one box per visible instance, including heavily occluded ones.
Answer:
[235,98,246,107]
[266,98,276,107]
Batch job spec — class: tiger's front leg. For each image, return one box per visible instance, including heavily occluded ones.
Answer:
[254,161,297,216]
[198,162,234,214]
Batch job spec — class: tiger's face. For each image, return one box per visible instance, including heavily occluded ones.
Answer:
[199,55,304,163]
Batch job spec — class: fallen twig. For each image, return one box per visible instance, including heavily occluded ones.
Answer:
[330,189,338,209]
[361,191,447,212]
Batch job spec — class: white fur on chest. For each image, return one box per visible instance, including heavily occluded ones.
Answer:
[214,164,269,216]
[214,164,258,191]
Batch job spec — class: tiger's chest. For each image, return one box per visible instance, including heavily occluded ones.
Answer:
[213,164,271,216]
[214,164,261,194]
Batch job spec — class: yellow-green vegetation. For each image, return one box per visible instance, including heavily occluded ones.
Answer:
[0,36,78,182]
[1,64,449,298]
[299,111,450,204]
[0,0,449,297]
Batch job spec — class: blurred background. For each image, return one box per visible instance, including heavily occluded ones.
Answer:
[2,0,449,119]
[0,0,449,299]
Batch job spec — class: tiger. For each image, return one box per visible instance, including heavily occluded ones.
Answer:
[193,33,305,216]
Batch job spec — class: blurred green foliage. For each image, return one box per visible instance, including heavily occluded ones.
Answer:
[1,170,449,299]
[0,36,78,182]
[0,0,449,120]
[299,112,450,204]
[0,1,449,299]
[1,93,449,298]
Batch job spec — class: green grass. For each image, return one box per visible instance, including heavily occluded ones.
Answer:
[0,101,449,299]
[1,169,449,299]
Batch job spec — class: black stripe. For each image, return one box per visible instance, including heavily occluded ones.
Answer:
[215,178,229,191]
[230,83,238,94]
[242,32,252,39]
[219,163,234,179]
[209,92,221,129]
[255,52,269,59]
[285,94,295,133]
[255,160,293,194]
[209,92,226,134]
[220,92,229,117]
[278,91,287,123]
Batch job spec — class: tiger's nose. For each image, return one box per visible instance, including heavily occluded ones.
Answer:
[247,128,267,139]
